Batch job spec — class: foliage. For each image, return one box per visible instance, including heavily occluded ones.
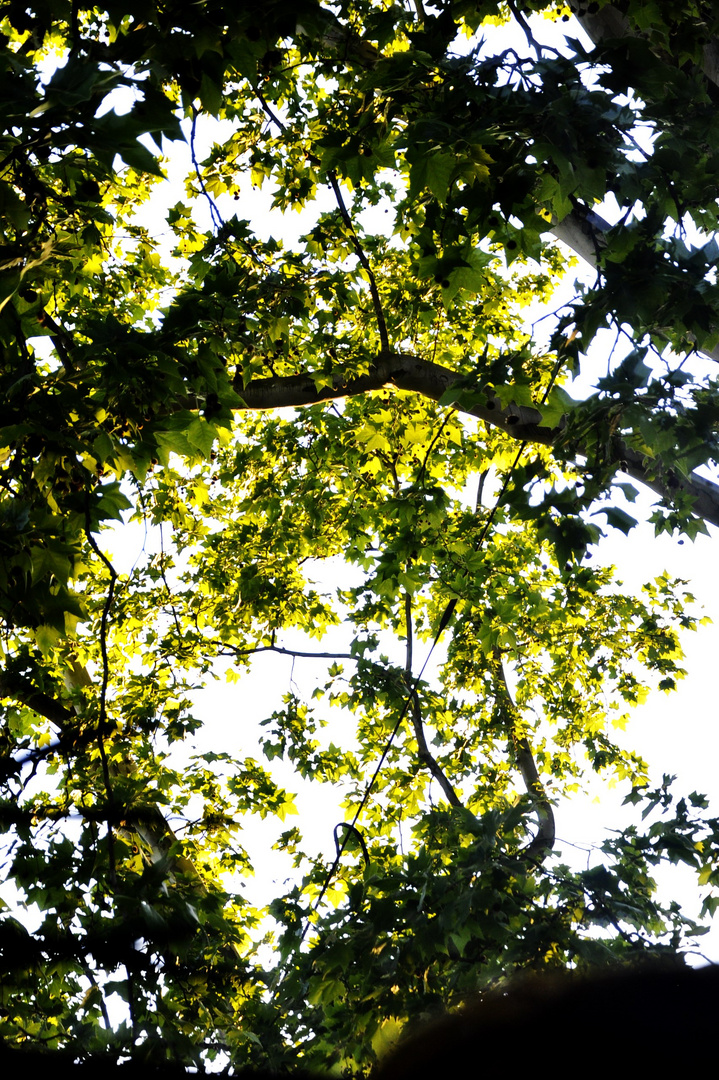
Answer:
[1,0,719,1072]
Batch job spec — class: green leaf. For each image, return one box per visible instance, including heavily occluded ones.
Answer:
[185,418,216,458]
[425,153,455,204]
[541,385,576,427]
[594,507,638,534]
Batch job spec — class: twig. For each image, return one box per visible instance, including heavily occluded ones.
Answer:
[190,106,224,232]
[327,170,389,351]
[255,87,287,132]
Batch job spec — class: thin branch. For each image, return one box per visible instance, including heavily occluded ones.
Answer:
[190,107,224,232]
[255,87,287,132]
[404,591,413,675]
[223,643,361,663]
[80,960,112,1030]
[327,170,389,351]
[492,649,555,860]
[406,682,462,808]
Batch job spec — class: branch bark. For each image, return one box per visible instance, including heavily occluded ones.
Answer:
[234,350,719,527]
[552,6,719,363]
[492,650,555,860]
[406,685,462,808]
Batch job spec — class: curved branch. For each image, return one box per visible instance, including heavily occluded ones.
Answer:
[334,821,370,866]
[491,650,555,860]
[405,684,462,809]
[234,350,719,527]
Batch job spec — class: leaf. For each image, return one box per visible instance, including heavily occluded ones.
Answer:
[34,624,61,654]
[594,506,638,535]
[425,153,455,204]
[541,385,576,427]
[185,417,217,458]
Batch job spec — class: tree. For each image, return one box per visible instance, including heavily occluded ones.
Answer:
[1,0,719,1071]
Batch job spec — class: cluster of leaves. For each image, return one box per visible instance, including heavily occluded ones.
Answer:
[1,0,719,1073]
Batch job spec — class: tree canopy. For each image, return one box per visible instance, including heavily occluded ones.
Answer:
[1,0,719,1072]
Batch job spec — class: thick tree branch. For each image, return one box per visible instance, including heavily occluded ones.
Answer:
[0,670,75,728]
[234,350,719,527]
[235,351,552,435]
